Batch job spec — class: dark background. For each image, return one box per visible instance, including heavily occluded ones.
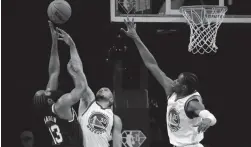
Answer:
[2,0,251,147]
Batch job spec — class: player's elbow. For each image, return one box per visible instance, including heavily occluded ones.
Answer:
[212,115,217,126]
[208,111,217,126]
[77,87,86,96]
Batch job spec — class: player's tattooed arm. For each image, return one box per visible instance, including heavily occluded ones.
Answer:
[121,18,174,96]
[112,115,123,147]
[46,21,60,91]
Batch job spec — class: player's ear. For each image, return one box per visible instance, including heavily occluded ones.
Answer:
[110,97,114,104]
[47,98,54,105]
[182,85,187,92]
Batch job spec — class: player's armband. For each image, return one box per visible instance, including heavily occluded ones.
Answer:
[199,110,217,126]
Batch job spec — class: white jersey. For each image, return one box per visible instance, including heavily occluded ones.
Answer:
[166,92,204,147]
[79,101,114,147]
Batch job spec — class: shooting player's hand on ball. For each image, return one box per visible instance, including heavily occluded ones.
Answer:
[48,20,59,43]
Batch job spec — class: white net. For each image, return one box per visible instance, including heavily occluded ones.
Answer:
[180,6,228,54]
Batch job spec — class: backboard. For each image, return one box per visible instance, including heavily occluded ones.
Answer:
[110,0,251,23]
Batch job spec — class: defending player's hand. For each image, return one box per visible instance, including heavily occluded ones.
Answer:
[193,118,211,133]
[121,17,139,39]
[56,27,75,47]
[48,20,59,42]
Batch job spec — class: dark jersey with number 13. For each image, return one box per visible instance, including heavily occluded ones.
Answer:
[43,104,83,147]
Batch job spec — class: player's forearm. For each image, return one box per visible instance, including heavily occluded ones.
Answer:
[112,134,122,147]
[71,69,88,92]
[113,141,122,147]
[68,46,87,91]
[69,43,82,62]
[71,79,87,104]
[133,37,158,67]
[48,41,60,75]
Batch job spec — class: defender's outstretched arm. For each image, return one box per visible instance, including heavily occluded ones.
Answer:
[122,18,174,96]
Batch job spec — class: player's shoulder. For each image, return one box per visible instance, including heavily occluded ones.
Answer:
[189,93,202,102]
[185,94,203,109]
[113,114,122,124]
[113,114,120,120]
[166,91,175,101]
[167,91,175,98]
[113,114,122,129]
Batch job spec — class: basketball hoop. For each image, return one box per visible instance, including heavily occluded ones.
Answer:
[180,5,228,54]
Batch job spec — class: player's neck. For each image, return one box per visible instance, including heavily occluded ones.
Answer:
[176,92,188,100]
[96,101,111,109]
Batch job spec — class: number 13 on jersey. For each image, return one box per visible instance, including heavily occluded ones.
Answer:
[49,124,63,145]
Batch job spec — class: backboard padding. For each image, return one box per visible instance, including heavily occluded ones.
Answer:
[110,0,251,23]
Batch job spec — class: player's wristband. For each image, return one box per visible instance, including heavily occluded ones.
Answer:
[199,110,217,126]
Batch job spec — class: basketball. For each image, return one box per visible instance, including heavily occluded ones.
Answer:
[47,0,72,24]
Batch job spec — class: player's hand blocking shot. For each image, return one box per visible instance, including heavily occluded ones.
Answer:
[57,27,76,47]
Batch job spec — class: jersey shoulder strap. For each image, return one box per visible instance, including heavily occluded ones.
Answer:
[167,92,175,102]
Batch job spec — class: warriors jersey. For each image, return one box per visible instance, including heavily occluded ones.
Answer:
[43,104,83,147]
[166,92,204,147]
[79,101,114,147]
